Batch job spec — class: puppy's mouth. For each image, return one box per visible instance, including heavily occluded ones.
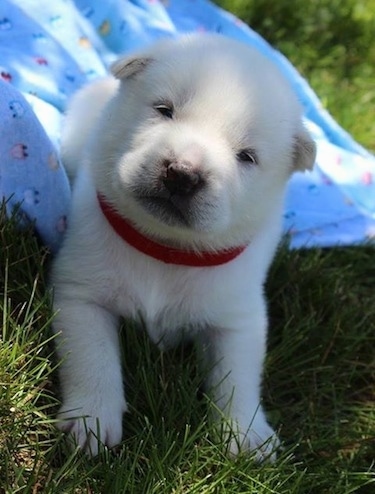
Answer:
[137,195,193,228]
[131,159,210,229]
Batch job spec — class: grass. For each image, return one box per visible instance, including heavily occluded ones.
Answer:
[1,1,375,492]
[219,0,375,152]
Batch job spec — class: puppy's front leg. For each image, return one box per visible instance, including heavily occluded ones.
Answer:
[53,298,126,456]
[201,313,279,462]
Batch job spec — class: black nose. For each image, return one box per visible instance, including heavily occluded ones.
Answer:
[163,161,203,196]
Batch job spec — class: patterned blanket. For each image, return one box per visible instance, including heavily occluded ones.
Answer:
[1,0,374,251]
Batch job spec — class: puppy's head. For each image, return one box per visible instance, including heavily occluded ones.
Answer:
[92,34,315,250]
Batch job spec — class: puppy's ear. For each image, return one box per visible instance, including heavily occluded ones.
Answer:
[110,56,153,80]
[293,127,316,171]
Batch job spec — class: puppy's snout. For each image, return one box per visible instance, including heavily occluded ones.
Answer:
[163,161,203,196]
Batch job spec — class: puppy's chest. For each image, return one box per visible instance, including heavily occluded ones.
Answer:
[109,260,210,339]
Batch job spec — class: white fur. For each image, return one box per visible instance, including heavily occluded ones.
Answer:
[51,34,316,461]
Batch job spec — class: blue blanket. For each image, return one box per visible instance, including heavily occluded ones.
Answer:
[1,0,374,250]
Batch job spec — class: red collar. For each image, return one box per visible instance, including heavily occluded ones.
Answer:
[97,194,247,267]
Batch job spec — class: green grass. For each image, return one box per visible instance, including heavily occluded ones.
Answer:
[218,0,375,152]
[1,1,375,492]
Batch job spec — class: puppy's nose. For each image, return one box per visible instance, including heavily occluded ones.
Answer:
[163,161,203,196]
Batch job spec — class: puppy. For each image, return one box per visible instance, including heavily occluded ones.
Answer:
[51,33,316,461]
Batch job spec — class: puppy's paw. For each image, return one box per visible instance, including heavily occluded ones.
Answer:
[221,407,280,463]
[57,396,126,456]
[227,419,280,462]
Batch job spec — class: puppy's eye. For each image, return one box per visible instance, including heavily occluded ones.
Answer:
[154,103,174,119]
[237,149,258,165]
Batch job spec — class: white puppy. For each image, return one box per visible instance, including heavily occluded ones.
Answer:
[51,34,316,461]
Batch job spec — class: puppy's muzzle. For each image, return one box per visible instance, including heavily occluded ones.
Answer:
[163,160,204,197]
